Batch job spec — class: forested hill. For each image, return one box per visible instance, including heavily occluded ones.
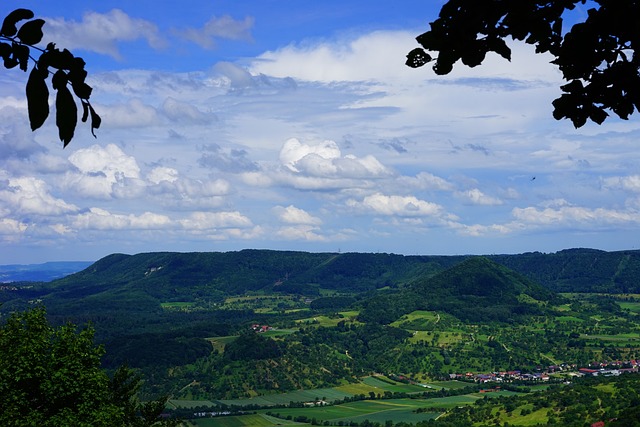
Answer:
[44,247,640,295]
[358,257,557,324]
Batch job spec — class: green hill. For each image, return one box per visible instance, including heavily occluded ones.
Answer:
[359,256,556,324]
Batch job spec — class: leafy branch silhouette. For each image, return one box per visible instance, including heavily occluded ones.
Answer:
[0,8,100,147]
[406,1,640,128]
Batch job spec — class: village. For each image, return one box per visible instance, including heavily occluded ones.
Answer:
[442,359,640,384]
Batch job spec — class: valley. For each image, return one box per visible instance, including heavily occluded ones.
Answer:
[1,249,640,426]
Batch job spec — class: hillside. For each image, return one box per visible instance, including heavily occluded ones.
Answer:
[358,257,556,324]
[19,247,640,295]
[2,248,640,415]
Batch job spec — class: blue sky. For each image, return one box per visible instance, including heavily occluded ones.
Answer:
[2,1,640,264]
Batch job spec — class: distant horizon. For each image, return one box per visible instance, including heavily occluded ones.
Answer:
[4,245,639,266]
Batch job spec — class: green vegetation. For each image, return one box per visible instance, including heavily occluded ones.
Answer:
[2,249,640,425]
[0,307,176,426]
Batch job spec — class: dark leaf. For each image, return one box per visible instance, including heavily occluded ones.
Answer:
[89,104,101,138]
[433,57,454,75]
[461,46,486,67]
[26,65,49,131]
[72,82,92,100]
[0,42,11,60]
[486,37,511,61]
[81,100,89,123]
[56,86,77,147]
[1,8,34,38]
[12,43,30,72]
[589,107,608,125]
[16,19,45,45]
[405,48,432,68]
[51,69,68,90]
[3,56,18,69]
[42,48,75,72]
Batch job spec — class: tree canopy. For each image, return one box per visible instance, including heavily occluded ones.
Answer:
[0,8,100,147]
[0,307,176,426]
[406,0,640,128]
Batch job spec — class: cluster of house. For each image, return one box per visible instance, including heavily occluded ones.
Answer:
[250,324,273,333]
[448,360,640,383]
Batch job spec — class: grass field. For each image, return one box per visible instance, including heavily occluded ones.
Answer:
[190,413,305,426]
[295,310,362,328]
[619,300,640,314]
[213,388,353,407]
[257,396,478,425]
[206,335,238,352]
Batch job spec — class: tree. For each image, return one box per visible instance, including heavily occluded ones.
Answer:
[0,307,177,426]
[406,1,640,128]
[0,8,100,147]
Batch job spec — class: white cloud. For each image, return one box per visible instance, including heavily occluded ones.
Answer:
[99,99,159,128]
[250,31,560,84]
[603,175,640,193]
[397,172,455,191]
[147,167,179,184]
[72,208,171,230]
[347,193,445,217]
[1,177,78,215]
[273,205,322,225]
[512,204,640,226]
[179,211,253,230]
[44,9,166,59]
[456,188,503,206]
[0,218,28,238]
[64,144,141,199]
[176,15,254,49]
[279,138,390,178]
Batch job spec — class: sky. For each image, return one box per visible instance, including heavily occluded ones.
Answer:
[2,1,640,264]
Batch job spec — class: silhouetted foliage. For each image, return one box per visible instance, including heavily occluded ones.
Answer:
[1,8,100,147]
[407,1,640,128]
[0,307,177,426]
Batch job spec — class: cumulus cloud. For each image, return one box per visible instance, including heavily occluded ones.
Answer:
[279,138,390,178]
[175,15,254,49]
[250,30,559,84]
[179,211,253,230]
[456,188,503,206]
[603,175,640,193]
[147,166,179,184]
[1,177,78,216]
[0,218,28,239]
[72,208,171,230]
[273,205,322,225]
[347,193,445,217]
[43,9,166,59]
[512,204,640,227]
[397,172,454,191]
[64,144,141,199]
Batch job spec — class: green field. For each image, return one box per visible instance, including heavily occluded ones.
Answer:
[190,413,305,426]
[619,300,640,314]
[257,397,478,425]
